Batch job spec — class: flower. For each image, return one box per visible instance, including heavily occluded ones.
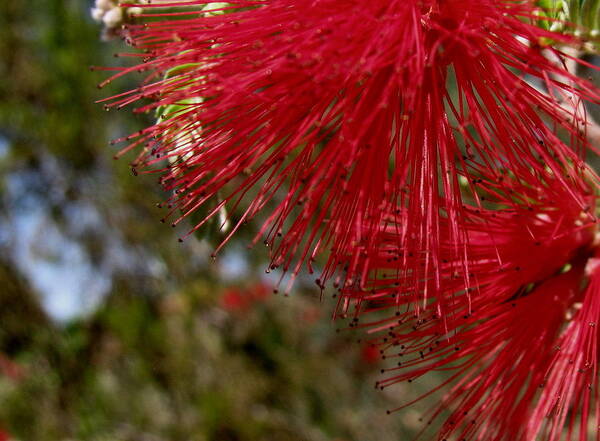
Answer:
[102,3,600,438]
[340,168,599,440]
[220,282,270,312]
[0,353,23,382]
[220,287,248,312]
[360,343,381,365]
[102,0,600,295]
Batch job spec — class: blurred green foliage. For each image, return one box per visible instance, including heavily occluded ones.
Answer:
[0,2,438,440]
[537,0,600,47]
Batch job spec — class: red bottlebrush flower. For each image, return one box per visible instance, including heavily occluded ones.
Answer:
[220,287,249,312]
[220,283,270,312]
[103,0,600,293]
[340,169,600,441]
[101,4,600,438]
[360,343,381,365]
[0,353,23,382]
[248,281,271,301]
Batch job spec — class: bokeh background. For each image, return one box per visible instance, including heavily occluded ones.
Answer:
[0,2,442,440]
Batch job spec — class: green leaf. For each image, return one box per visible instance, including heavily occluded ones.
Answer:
[537,0,600,47]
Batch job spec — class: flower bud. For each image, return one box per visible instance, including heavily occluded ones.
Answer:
[102,7,123,29]
[90,7,104,21]
[96,0,114,11]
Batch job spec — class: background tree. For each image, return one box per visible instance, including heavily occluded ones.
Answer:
[2,1,600,440]
[0,2,437,440]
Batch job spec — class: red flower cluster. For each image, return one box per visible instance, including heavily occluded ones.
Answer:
[360,343,381,365]
[343,170,599,440]
[103,0,600,439]
[0,353,23,382]
[220,282,271,312]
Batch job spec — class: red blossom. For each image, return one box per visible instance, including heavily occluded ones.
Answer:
[220,283,270,312]
[360,344,381,365]
[100,1,600,440]
[220,287,250,312]
[340,170,600,441]
[0,354,23,382]
[103,0,600,294]
[248,281,271,301]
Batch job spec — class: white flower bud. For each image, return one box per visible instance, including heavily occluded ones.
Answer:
[96,0,114,11]
[91,7,104,21]
[102,7,123,29]
[203,2,229,13]
[127,7,143,17]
